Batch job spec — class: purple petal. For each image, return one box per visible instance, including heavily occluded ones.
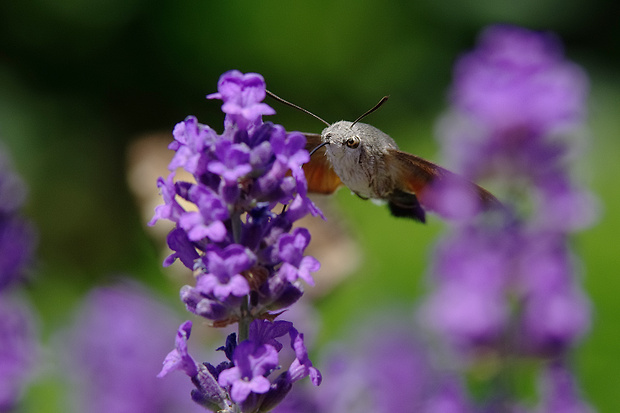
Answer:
[248,319,293,351]
[149,173,185,226]
[158,321,198,378]
[164,228,199,269]
[197,273,250,301]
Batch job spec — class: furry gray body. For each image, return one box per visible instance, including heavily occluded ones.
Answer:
[321,121,397,200]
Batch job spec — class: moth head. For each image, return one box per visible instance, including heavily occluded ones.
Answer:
[322,121,363,160]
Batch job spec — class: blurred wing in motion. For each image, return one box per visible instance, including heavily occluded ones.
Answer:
[387,149,501,221]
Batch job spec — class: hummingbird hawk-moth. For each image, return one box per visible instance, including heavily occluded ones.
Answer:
[267,91,500,223]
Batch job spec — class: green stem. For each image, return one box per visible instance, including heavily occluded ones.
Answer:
[230,211,251,342]
[238,297,250,342]
[231,211,242,245]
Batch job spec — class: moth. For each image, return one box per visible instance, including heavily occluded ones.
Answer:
[267,91,500,223]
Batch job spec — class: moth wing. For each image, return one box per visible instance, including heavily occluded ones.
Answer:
[387,149,500,209]
[387,149,446,194]
[302,133,343,194]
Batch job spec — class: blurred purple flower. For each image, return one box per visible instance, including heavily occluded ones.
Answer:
[0,147,39,411]
[150,70,322,411]
[421,175,487,221]
[424,23,594,353]
[275,319,472,413]
[0,148,37,291]
[422,23,595,411]
[421,379,474,413]
[0,217,36,291]
[519,286,590,357]
[535,362,594,413]
[0,297,38,411]
[451,24,588,135]
[63,284,205,413]
[421,282,508,349]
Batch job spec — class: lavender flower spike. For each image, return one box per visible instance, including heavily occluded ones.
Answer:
[421,24,595,410]
[152,70,322,411]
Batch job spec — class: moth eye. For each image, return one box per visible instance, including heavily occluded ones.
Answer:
[346,136,360,149]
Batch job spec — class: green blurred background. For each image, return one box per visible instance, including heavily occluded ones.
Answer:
[1,0,618,411]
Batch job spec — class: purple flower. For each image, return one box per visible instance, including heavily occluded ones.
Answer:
[519,286,590,356]
[270,128,310,189]
[440,25,591,191]
[425,23,595,349]
[0,148,39,411]
[218,340,279,403]
[531,174,598,232]
[535,362,594,413]
[149,173,184,227]
[0,296,38,411]
[180,285,230,320]
[158,321,198,378]
[163,228,199,268]
[423,24,595,410]
[451,25,588,135]
[207,140,252,184]
[421,282,508,349]
[196,244,254,301]
[0,217,36,291]
[288,328,321,386]
[207,70,276,128]
[169,116,218,175]
[214,319,322,408]
[299,318,471,413]
[268,384,318,413]
[277,228,320,286]
[0,148,37,291]
[421,379,474,413]
[178,185,228,242]
[430,225,513,288]
[421,225,514,348]
[63,284,205,413]
[248,319,293,351]
[151,71,323,410]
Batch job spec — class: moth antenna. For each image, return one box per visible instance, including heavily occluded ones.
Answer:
[266,90,330,127]
[309,141,329,157]
[350,96,389,128]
